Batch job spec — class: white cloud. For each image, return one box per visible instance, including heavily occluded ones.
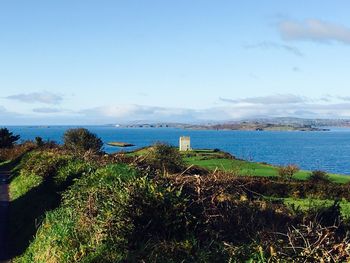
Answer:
[279,19,350,44]
[6,92,63,104]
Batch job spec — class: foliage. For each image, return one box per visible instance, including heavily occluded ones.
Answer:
[0,127,20,148]
[14,164,137,262]
[63,128,103,154]
[34,137,44,147]
[133,147,350,183]
[11,167,286,262]
[144,143,185,174]
[270,221,350,262]
[0,141,35,162]
[8,149,96,259]
[10,172,44,201]
[20,151,71,179]
[9,148,350,262]
[10,150,96,200]
[309,170,330,183]
[278,164,300,180]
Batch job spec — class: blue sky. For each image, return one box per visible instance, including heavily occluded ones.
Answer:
[1,0,350,124]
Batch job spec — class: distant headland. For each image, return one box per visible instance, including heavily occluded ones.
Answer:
[109,117,350,131]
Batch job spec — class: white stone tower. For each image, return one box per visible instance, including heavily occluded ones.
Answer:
[179,136,191,151]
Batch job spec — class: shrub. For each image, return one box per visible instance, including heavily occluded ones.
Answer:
[0,142,35,162]
[0,128,20,148]
[15,164,137,263]
[21,151,71,179]
[309,170,329,183]
[271,221,349,262]
[63,128,103,154]
[35,137,44,147]
[278,164,300,180]
[145,143,185,174]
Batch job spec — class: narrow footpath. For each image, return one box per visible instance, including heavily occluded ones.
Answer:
[0,170,9,262]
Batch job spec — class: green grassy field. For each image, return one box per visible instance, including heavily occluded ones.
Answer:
[128,148,350,183]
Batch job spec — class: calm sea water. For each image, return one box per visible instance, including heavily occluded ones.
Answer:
[7,126,350,175]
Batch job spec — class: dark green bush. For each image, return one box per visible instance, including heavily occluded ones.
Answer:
[0,127,20,148]
[63,128,103,154]
[34,137,44,147]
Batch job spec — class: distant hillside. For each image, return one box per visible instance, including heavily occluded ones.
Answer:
[112,117,350,131]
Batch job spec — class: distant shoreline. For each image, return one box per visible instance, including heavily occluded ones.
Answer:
[114,124,331,132]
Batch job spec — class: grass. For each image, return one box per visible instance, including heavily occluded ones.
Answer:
[7,150,95,259]
[7,145,350,262]
[9,172,43,200]
[128,148,350,183]
[278,197,350,220]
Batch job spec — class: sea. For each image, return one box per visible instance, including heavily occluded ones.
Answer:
[7,125,350,175]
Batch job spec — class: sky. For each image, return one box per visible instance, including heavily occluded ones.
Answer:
[1,0,350,124]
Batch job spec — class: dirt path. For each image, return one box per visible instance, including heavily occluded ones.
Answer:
[0,170,9,262]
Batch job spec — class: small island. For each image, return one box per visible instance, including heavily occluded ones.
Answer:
[107,142,135,147]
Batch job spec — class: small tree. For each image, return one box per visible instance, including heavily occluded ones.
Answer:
[63,128,103,154]
[278,164,300,180]
[146,143,185,174]
[0,128,20,148]
[35,136,44,147]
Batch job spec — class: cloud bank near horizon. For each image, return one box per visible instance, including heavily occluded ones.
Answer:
[6,92,63,105]
[1,94,350,124]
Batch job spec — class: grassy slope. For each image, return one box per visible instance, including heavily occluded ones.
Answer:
[6,147,350,262]
[128,147,350,219]
[7,151,95,259]
[129,148,350,183]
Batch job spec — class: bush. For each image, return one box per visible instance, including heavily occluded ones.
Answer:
[63,128,103,154]
[145,143,185,174]
[309,170,329,183]
[15,164,137,263]
[21,151,71,179]
[278,164,300,180]
[0,142,35,162]
[35,137,44,147]
[0,128,20,148]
